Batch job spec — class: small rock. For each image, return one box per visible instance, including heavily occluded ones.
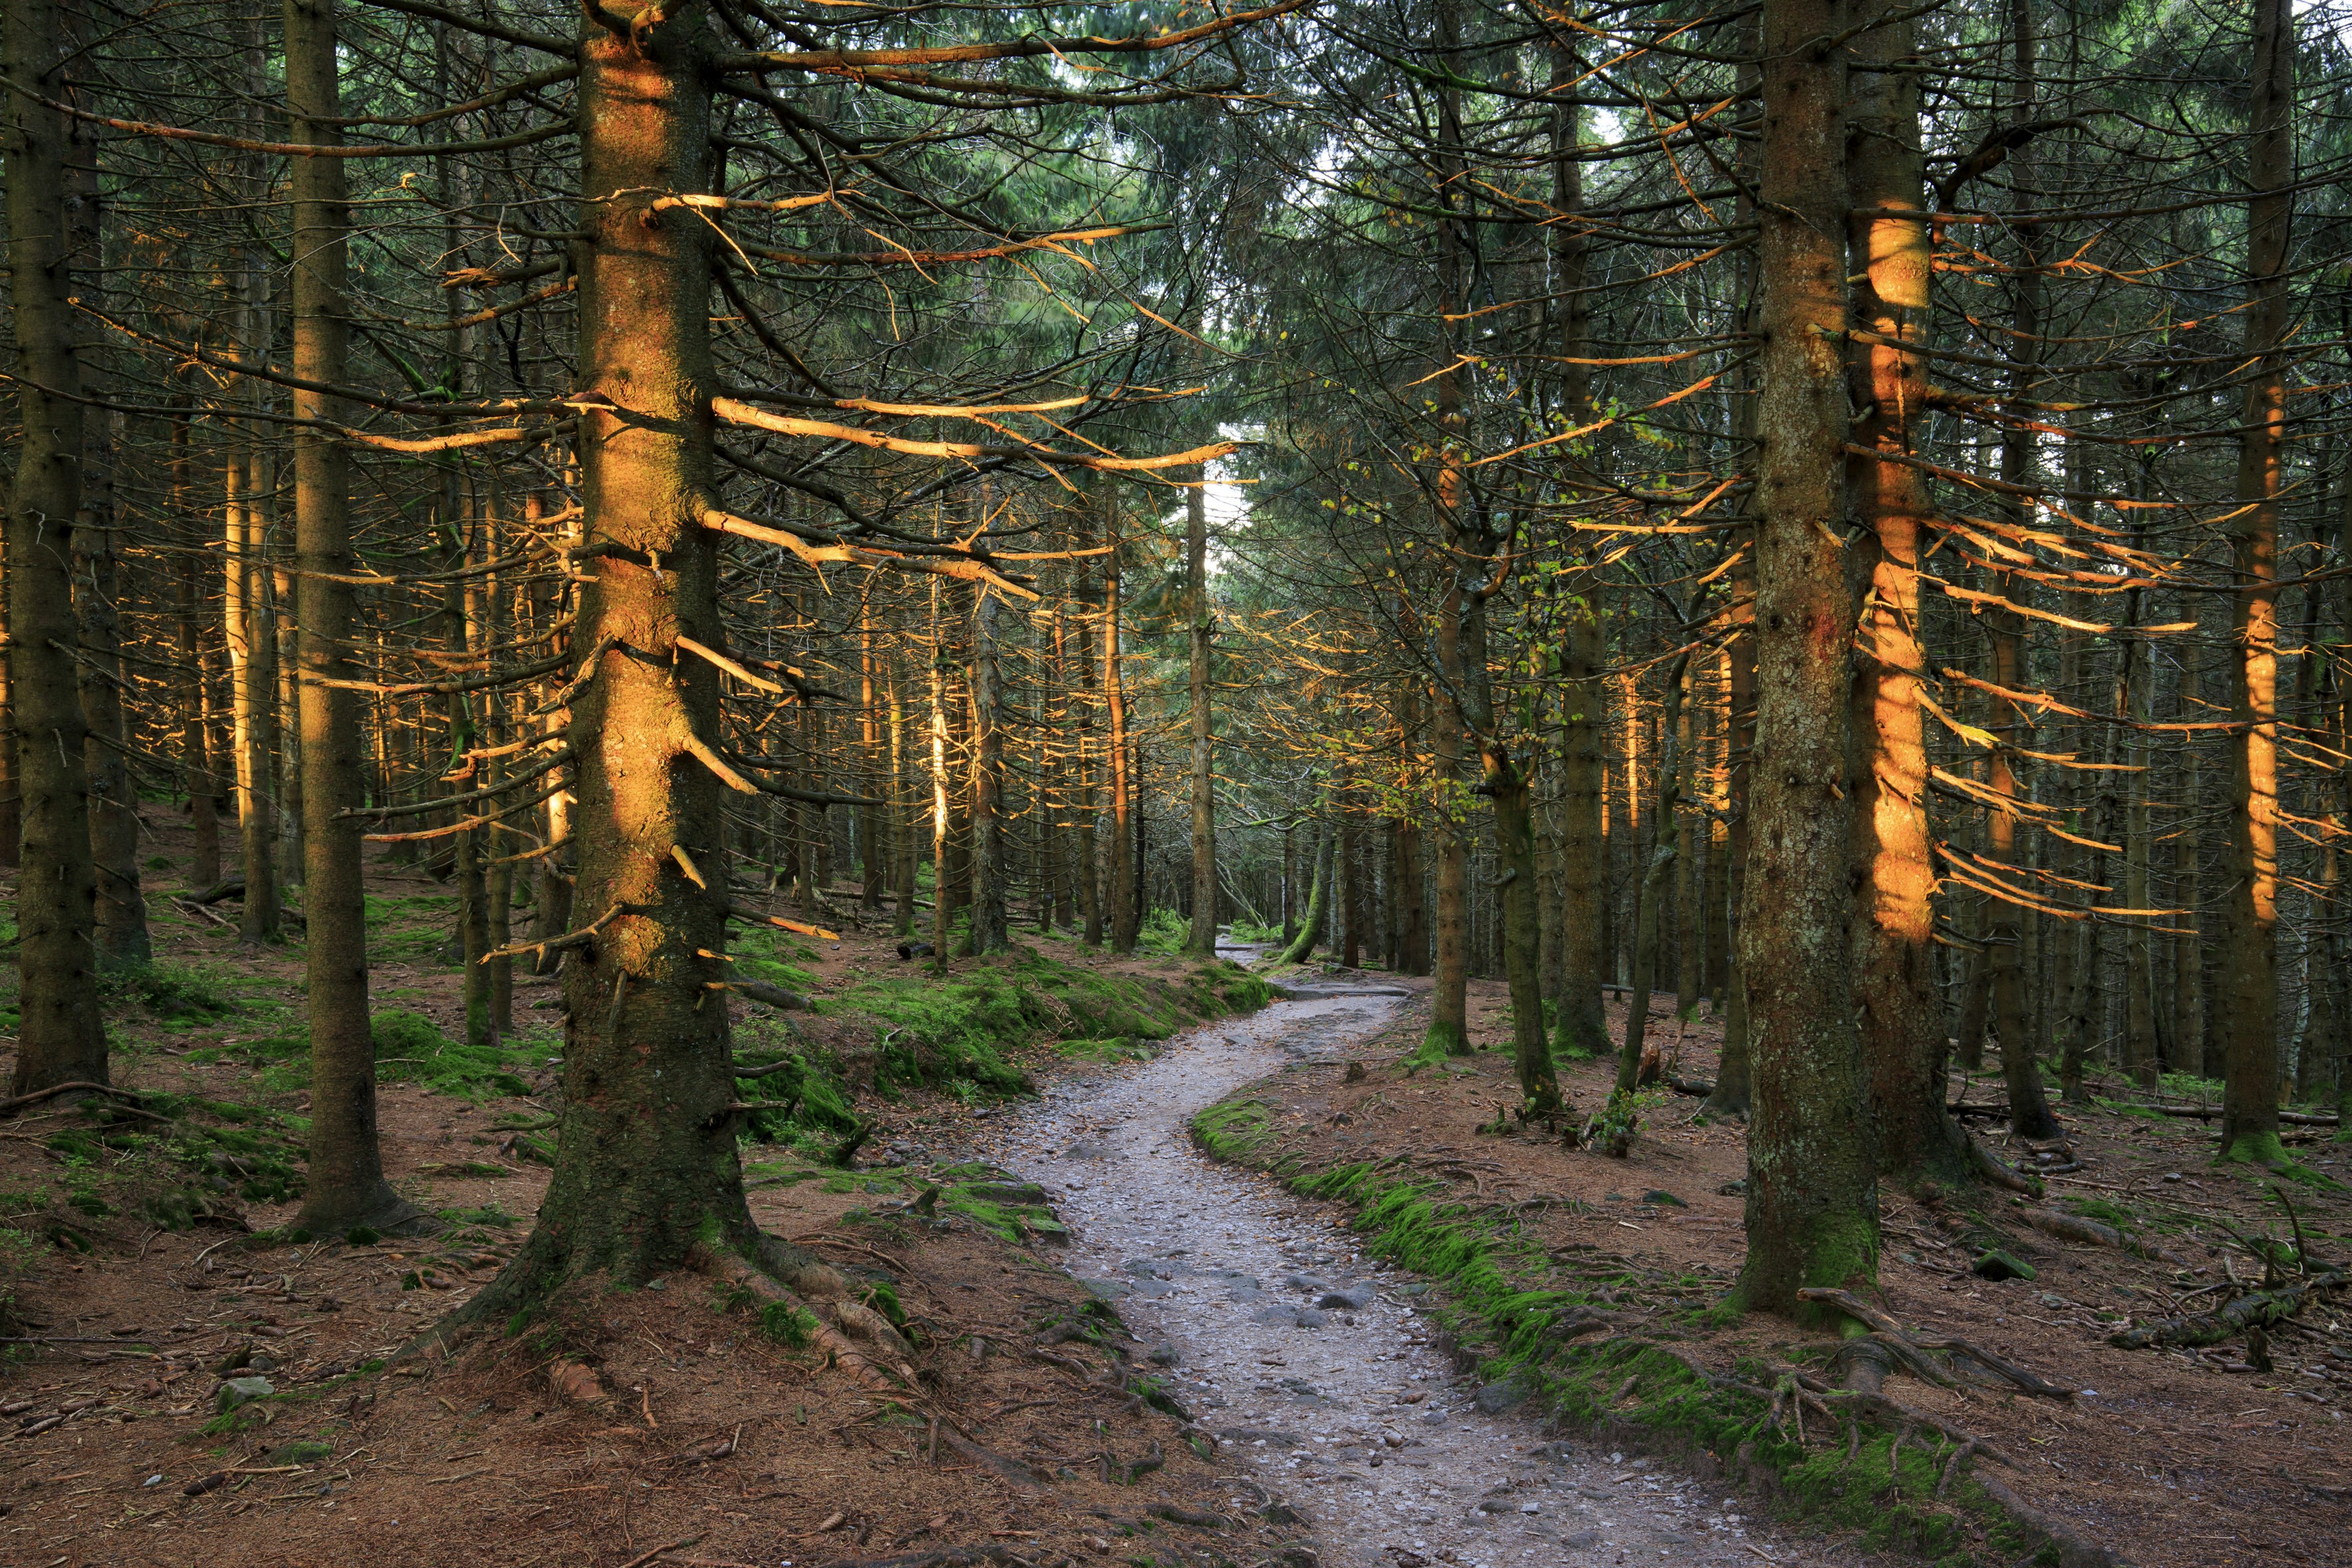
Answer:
[1972,1249,2036,1283]
[1316,1285,1375,1311]
[1639,1189,1686,1208]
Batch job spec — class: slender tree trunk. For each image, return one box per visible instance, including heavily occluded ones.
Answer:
[1738,0,1877,1317]
[1185,462,1218,956]
[63,97,148,971]
[2220,0,2291,1166]
[285,0,413,1234]
[173,412,221,889]
[1392,662,1428,974]
[1846,6,1966,1181]
[967,584,1008,955]
[860,609,886,910]
[929,581,952,971]
[1618,658,1687,1098]
[4,0,109,1091]
[1672,669,1699,1019]
[1556,607,1609,1061]
[1106,526,1137,954]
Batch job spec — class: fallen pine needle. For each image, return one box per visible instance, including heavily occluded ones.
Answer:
[616,1539,699,1568]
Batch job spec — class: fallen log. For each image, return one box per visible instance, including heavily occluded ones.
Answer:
[2108,1267,2349,1349]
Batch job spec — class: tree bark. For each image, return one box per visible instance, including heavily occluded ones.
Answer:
[476,0,771,1308]
[1845,4,1966,1182]
[1185,459,1218,956]
[1737,0,1878,1318]
[2220,0,2291,1167]
[967,582,1008,955]
[4,0,110,1091]
[283,0,416,1234]
[1106,523,1137,954]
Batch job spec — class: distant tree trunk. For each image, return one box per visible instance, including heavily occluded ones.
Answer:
[2220,0,2291,1167]
[1340,804,1363,968]
[228,440,281,942]
[1185,462,1218,957]
[889,643,916,933]
[1672,668,1699,1019]
[859,609,886,910]
[1074,540,1101,944]
[1556,607,1609,1061]
[284,0,413,1234]
[929,582,952,971]
[1738,0,1877,1318]
[1845,3,1966,1182]
[1391,660,1429,974]
[1619,657,1687,1098]
[4,0,110,1091]
[173,411,221,889]
[967,584,1008,955]
[1106,526,1137,954]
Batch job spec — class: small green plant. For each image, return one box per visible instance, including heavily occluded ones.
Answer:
[1581,1088,1661,1158]
[758,1301,820,1348]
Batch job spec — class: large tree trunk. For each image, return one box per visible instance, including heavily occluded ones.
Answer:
[285,0,416,1235]
[4,0,110,1092]
[477,0,768,1308]
[1737,0,1878,1319]
[2220,0,2291,1167]
[1185,465,1218,957]
[1845,5,1966,1182]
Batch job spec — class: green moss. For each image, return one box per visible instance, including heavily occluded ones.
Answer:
[1194,1099,2046,1566]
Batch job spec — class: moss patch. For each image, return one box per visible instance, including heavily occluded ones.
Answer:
[1193,1090,2076,1568]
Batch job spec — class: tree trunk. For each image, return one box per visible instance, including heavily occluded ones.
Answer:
[1845,4,1966,1182]
[477,0,771,1310]
[1106,526,1137,953]
[1738,0,1877,1318]
[173,411,221,889]
[2220,0,2291,1167]
[284,0,415,1234]
[967,583,1008,955]
[1556,606,1609,1061]
[860,609,886,910]
[929,581,952,971]
[1185,461,1218,957]
[1618,657,1687,1098]
[1392,663,1428,974]
[4,0,110,1091]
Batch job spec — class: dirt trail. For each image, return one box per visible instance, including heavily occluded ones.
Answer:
[954,979,1856,1568]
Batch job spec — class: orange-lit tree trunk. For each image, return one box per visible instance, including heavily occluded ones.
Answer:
[477,0,775,1306]
[967,584,1008,954]
[1185,465,1219,957]
[1737,0,1877,1317]
[4,0,109,1092]
[2220,0,2291,1167]
[285,0,417,1234]
[1106,521,1137,953]
[1845,5,1966,1181]
[173,411,221,889]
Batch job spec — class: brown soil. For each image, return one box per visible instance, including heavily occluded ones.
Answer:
[0,814,1295,1568]
[1226,975,2352,1568]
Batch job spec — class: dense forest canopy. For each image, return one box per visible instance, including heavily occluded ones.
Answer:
[2,0,2346,1319]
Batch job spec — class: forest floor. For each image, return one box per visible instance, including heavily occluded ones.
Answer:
[1186,976,2352,1568]
[0,805,2345,1568]
[0,809,1309,1568]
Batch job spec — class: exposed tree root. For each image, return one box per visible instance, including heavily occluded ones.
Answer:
[688,1242,909,1393]
[2015,1205,2190,1267]
[1798,1288,2073,1398]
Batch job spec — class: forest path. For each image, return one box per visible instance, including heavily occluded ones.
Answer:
[953,978,1842,1568]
